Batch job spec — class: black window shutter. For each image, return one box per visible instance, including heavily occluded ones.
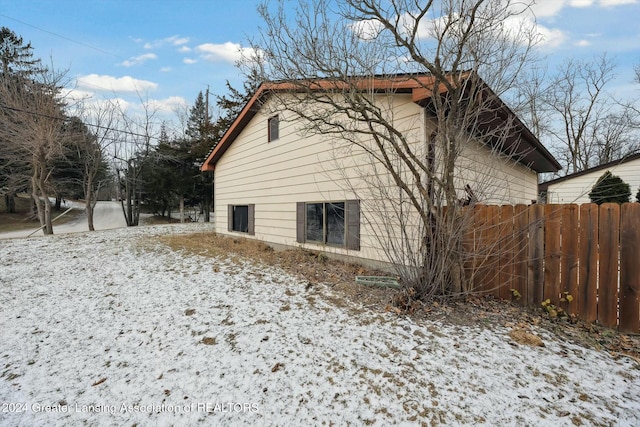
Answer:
[345,199,360,251]
[227,205,233,232]
[248,204,255,235]
[296,202,305,243]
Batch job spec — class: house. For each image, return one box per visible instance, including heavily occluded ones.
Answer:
[539,153,640,204]
[201,74,560,268]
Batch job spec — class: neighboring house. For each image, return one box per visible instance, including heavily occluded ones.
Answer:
[201,74,560,268]
[539,153,640,204]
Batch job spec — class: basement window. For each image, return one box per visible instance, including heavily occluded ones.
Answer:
[227,204,255,235]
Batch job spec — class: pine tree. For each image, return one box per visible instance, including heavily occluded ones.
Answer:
[185,91,214,159]
[0,27,45,77]
[588,171,631,205]
[214,69,262,145]
[0,27,46,213]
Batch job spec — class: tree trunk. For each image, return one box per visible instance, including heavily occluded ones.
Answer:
[85,176,95,231]
[204,192,210,222]
[44,196,53,235]
[55,196,62,211]
[179,194,185,223]
[5,193,16,213]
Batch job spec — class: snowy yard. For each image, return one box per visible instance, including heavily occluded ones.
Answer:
[1,224,639,426]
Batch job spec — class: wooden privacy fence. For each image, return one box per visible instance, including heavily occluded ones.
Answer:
[465,203,640,333]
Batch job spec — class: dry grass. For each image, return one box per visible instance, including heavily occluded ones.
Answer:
[156,232,397,311]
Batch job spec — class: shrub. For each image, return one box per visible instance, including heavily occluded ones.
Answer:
[636,187,640,203]
[588,171,630,205]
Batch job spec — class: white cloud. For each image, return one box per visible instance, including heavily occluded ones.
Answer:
[575,39,591,46]
[60,88,95,104]
[195,42,257,63]
[76,74,158,93]
[144,35,190,49]
[570,0,594,6]
[120,53,158,67]
[534,23,566,48]
[160,67,172,72]
[183,58,197,64]
[167,36,189,46]
[179,46,191,53]
[529,0,636,17]
[350,19,384,40]
[147,96,188,113]
[530,0,568,17]
[600,0,637,5]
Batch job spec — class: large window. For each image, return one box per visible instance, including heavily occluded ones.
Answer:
[268,115,279,142]
[305,202,345,245]
[228,204,254,235]
[296,200,359,250]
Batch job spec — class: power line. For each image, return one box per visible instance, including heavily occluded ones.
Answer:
[0,13,123,60]
[0,103,158,140]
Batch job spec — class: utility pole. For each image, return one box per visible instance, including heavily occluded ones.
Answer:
[205,85,210,126]
[204,85,212,223]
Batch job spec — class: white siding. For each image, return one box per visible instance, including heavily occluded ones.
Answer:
[545,158,640,204]
[455,140,539,205]
[215,93,540,265]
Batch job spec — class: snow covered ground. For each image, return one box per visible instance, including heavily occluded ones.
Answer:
[1,224,639,426]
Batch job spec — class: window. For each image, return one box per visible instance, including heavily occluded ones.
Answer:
[268,115,279,142]
[227,204,255,235]
[296,200,360,250]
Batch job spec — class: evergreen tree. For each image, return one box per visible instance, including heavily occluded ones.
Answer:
[186,91,212,157]
[0,27,44,77]
[588,171,631,205]
[0,27,46,213]
[214,69,262,146]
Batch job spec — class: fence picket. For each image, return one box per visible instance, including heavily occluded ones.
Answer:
[528,205,545,306]
[561,204,579,316]
[619,203,640,332]
[544,204,561,302]
[499,205,515,301]
[597,203,619,328]
[578,204,598,323]
[514,205,529,306]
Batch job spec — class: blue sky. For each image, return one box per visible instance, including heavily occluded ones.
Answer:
[1,0,639,130]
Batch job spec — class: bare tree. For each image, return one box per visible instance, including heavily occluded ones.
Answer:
[539,54,636,174]
[67,101,117,230]
[247,0,551,299]
[0,67,69,234]
[112,94,160,226]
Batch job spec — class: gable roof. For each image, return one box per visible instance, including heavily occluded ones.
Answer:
[201,73,560,173]
[538,152,640,192]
